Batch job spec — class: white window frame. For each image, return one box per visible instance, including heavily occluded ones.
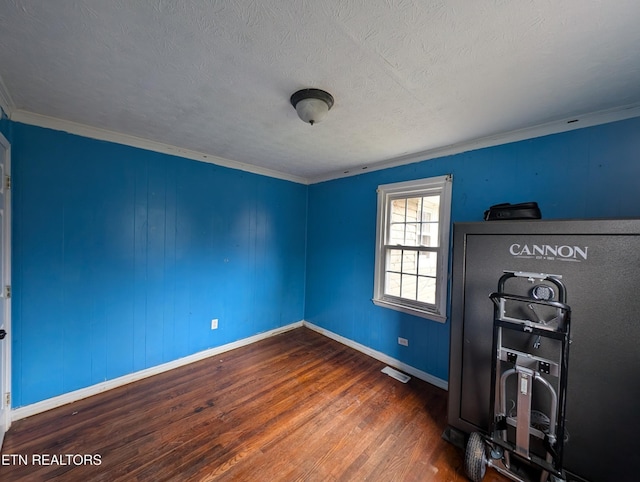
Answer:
[373,174,452,323]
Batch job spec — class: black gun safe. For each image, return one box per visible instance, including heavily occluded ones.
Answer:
[446,219,640,482]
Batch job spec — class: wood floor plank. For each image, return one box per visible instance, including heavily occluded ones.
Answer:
[0,327,508,481]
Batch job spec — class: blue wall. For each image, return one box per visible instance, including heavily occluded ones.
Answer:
[8,115,640,407]
[11,123,307,407]
[304,117,640,383]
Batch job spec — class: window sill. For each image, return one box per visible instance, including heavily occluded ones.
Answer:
[372,298,447,323]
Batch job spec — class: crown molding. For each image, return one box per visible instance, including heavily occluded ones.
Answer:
[9,101,640,187]
[309,102,640,184]
[9,110,309,185]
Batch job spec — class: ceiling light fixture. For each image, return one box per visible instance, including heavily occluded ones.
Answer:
[290,88,334,125]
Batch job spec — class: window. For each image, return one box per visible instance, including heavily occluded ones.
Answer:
[373,175,452,322]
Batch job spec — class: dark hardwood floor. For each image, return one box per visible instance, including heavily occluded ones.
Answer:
[0,327,507,481]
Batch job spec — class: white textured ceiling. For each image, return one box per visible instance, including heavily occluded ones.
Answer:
[1,0,640,183]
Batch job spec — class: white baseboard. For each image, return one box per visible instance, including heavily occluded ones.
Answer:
[11,319,447,421]
[11,321,303,421]
[302,321,448,391]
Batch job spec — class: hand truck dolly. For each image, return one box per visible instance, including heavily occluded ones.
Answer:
[465,271,572,482]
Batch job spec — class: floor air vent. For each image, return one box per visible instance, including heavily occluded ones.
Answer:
[381,366,411,383]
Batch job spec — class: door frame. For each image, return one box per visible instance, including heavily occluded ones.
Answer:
[0,131,11,445]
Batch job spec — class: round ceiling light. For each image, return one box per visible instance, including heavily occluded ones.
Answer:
[290,88,334,125]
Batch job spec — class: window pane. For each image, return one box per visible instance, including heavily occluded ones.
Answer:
[403,250,418,274]
[389,196,441,248]
[389,222,404,245]
[418,251,437,276]
[417,276,436,304]
[419,222,439,247]
[404,223,420,246]
[405,197,422,222]
[420,195,440,247]
[391,199,406,222]
[387,248,402,273]
[420,195,440,222]
[401,274,417,300]
[385,272,401,297]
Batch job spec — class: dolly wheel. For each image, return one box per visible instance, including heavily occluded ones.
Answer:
[464,432,487,481]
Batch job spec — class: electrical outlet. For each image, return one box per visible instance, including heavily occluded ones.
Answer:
[211,319,218,330]
[398,337,409,346]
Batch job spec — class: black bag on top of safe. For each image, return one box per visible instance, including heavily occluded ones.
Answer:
[483,202,541,221]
